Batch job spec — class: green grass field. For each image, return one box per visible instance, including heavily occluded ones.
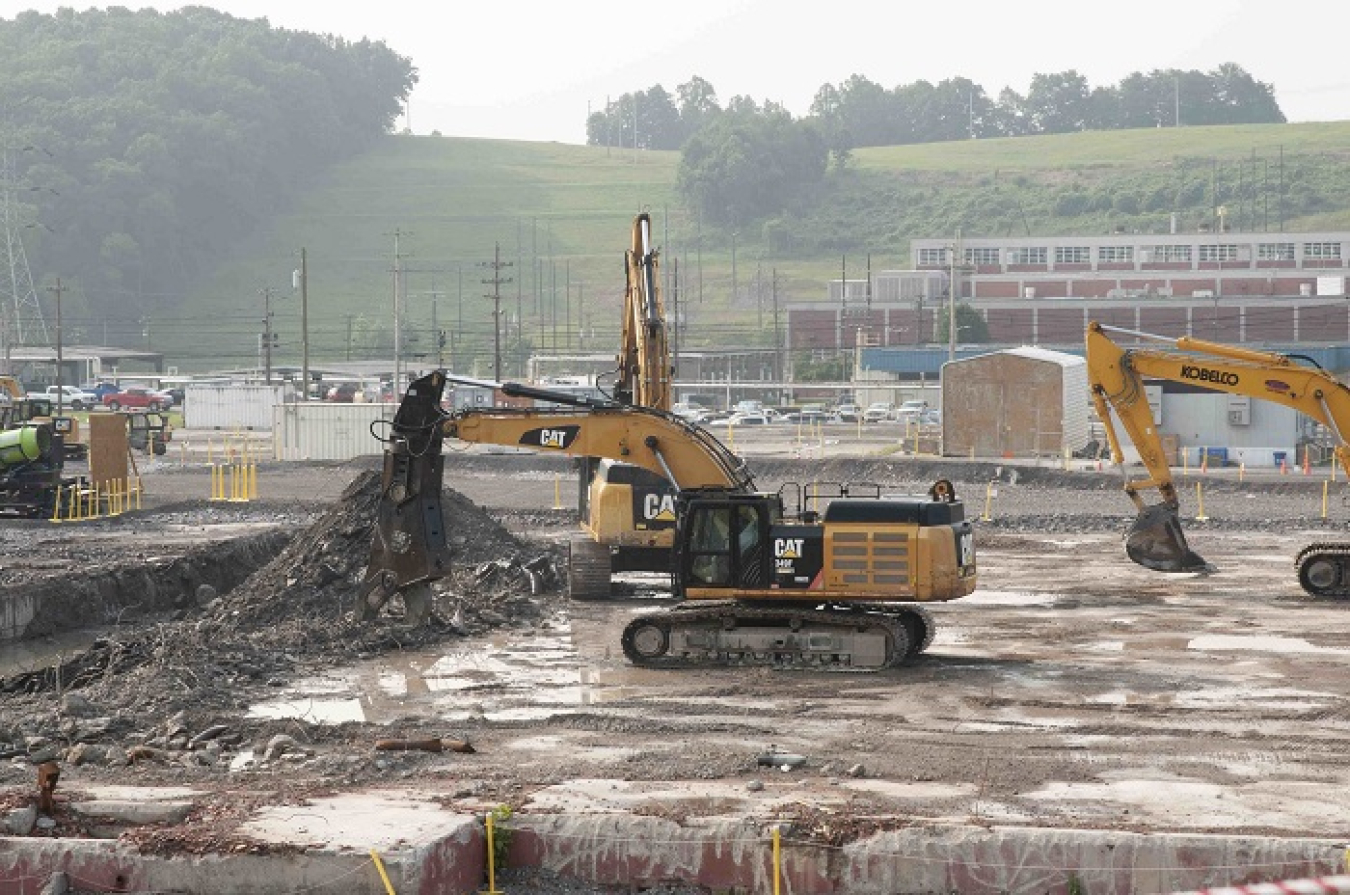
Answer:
[167,121,1350,375]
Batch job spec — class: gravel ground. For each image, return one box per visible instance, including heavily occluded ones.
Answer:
[3,430,1350,891]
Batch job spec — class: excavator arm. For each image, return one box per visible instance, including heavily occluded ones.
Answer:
[361,370,753,617]
[615,212,672,410]
[1086,321,1350,573]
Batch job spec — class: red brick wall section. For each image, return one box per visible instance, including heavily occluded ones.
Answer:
[1038,308,1087,343]
[1246,305,1296,341]
[1139,306,1189,336]
[986,308,1034,343]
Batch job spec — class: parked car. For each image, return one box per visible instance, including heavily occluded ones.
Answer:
[862,403,893,423]
[81,382,121,401]
[726,412,770,426]
[920,408,941,426]
[326,383,358,402]
[835,404,860,423]
[42,385,98,410]
[103,386,172,412]
[895,399,930,423]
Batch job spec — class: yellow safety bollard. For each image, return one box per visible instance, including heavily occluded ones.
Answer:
[553,474,563,510]
[1239,461,1245,483]
[134,476,142,510]
[249,462,258,501]
[50,485,63,523]
[1323,480,1330,520]
[483,812,504,895]
[773,825,782,895]
[369,849,396,895]
[982,482,996,522]
[1195,481,1209,521]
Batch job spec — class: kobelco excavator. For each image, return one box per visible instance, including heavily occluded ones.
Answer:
[1086,321,1350,597]
[363,371,978,670]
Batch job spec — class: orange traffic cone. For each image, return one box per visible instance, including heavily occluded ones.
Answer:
[1281,457,1288,475]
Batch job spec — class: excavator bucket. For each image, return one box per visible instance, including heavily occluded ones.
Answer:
[1124,504,1209,573]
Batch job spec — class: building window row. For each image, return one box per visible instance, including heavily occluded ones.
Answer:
[1305,242,1343,259]
[919,240,1343,267]
[1147,245,1192,263]
[964,247,1000,265]
[1199,244,1239,262]
[1008,247,1047,265]
[1258,242,1295,261]
[917,247,948,266]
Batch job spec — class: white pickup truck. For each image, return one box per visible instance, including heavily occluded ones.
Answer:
[41,385,98,410]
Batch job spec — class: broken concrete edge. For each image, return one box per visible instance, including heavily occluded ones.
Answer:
[506,817,1348,895]
[1,817,1344,895]
[0,816,483,895]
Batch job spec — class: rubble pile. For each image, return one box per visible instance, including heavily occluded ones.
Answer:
[0,470,562,719]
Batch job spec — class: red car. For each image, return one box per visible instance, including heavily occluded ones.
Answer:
[103,386,172,412]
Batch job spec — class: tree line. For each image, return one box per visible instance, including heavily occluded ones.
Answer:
[0,6,415,336]
[587,65,1285,227]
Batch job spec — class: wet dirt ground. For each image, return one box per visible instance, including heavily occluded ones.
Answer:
[4,430,1350,854]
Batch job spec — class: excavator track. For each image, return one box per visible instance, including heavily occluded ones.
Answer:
[1294,543,1350,599]
[621,602,936,672]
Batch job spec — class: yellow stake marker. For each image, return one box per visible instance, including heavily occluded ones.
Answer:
[1323,479,1330,520]
[1195,481,1209,522]
[368,849,396,895]
[483,812,503,895]
[773,826,782,895]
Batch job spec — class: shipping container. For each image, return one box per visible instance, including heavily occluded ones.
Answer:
[183,383,293,431]
[272,402,394,461]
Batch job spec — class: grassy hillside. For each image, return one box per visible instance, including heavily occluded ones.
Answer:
[166,122,1350,376]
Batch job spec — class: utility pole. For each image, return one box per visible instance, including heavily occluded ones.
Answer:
[481,243,513,382]
[295,248,309,398]
[948,230,962,364]
[47,277,64,416]
[259,286,275,385]
[390,229,411,395]
[771,268,782,389]
[671,256,680,382]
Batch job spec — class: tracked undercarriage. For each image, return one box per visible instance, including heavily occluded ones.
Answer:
[620,602,937,671]
[1295,544,1350,599]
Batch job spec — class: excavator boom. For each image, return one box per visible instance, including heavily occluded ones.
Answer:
[1086,321,1350,588]
[616,212,671,411]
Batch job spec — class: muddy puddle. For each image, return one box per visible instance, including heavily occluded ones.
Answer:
[247,622,645,725]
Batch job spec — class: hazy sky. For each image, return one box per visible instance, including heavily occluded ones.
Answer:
[4,1,1349,143]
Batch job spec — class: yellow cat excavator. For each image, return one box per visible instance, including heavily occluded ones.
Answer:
[1086,321,1350,597]
[567,211,679,598]
[362,370,977,670]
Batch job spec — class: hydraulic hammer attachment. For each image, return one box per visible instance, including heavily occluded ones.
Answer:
[1125,503,1210,573]
[360,371,452,623]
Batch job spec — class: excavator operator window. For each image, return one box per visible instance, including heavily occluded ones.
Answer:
[688,506,733,586]
[686,502,768,589]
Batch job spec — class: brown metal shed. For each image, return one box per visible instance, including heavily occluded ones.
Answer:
[941,347,1090,459]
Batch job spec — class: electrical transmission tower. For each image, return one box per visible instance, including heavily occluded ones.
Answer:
[1,146,50,354]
